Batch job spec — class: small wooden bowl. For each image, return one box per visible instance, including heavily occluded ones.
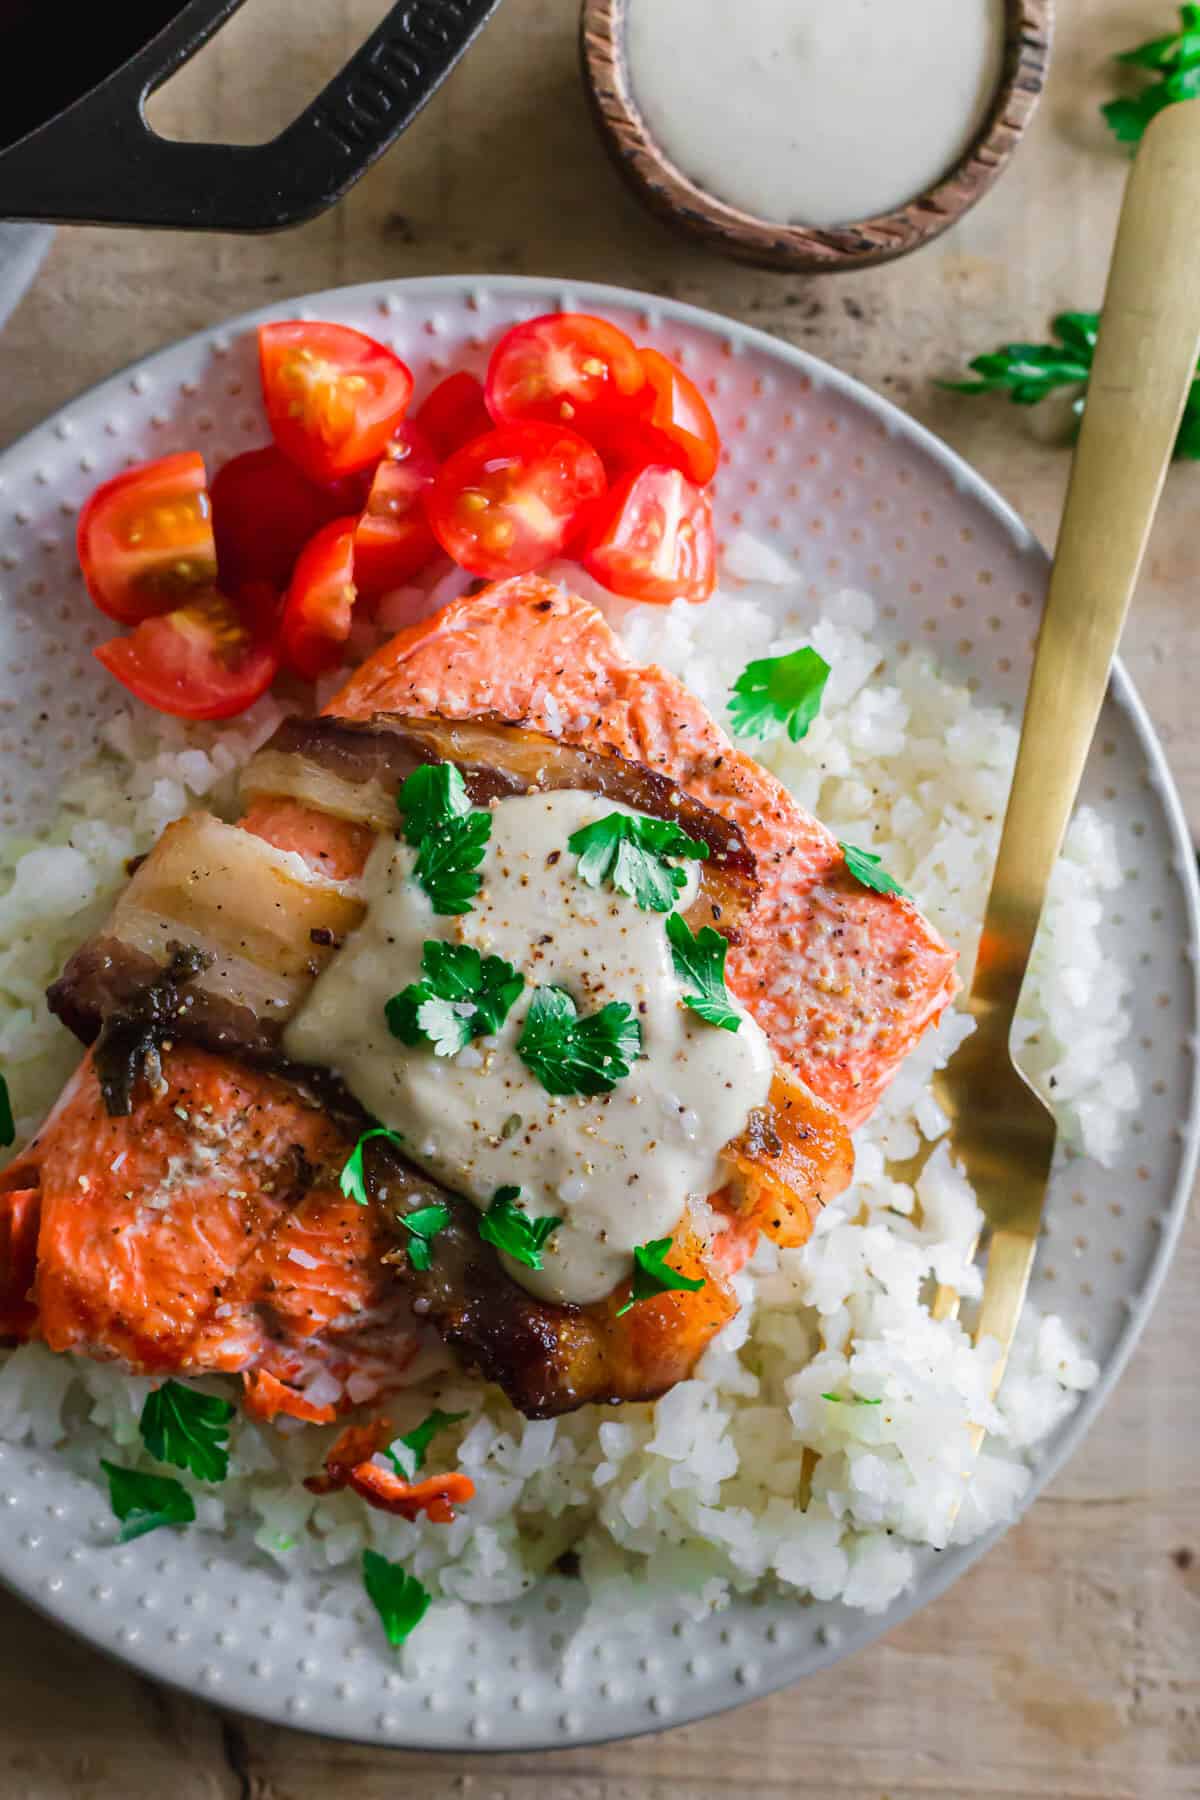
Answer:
[581,0,1053,274]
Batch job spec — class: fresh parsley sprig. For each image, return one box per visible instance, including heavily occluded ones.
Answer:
[100,1460,196,1543]
[615,1237,706,1317]
[387,1409,469,1481]
[340,1125,406,1207]
[839,842,909,900]
[1103,5,1200,144]
[387,941,524,1056]
[728,646,831,744]
[517,986,641,1096]
[941,309,1200,459]
[397,760,492,916]
[362,1547,431,1648]
[478,1185,562,1271]
[140,1381,234,1484]
[567,811,710,913]
[665,912,741,1032]
[398,1202,452,1272]
[0,1073,13,1148]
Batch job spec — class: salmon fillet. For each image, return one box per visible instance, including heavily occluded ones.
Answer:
[326,577,959,1128]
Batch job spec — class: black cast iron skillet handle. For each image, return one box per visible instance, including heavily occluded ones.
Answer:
[0,0,504,231]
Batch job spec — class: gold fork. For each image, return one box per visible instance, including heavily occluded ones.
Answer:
[926,99,1200,1462]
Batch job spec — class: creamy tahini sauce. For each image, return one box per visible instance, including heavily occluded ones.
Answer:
[284,790,772,1306]
[625,0,1005,228]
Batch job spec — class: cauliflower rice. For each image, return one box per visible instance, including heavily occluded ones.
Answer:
[0,550,1134,1647]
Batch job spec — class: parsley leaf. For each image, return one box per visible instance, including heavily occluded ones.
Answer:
[567,811,710,912]
[478,1185,562,1270]
[940,308,1200,459]
[728,646,831,744]
[100,1459,195,1543]
[615,1237,706,1317]
[340,1126,406,1206]
[517,986,642,1096]
[665,912,741,1032]
[386,941,524,1056]
[399,1202,451,1272]
[387,1408,469,1481]
[1103,6,1200,143]
[362,1547,431,1648]
[413,808,491,916]
[139,1381,234,1483]
[0,1073,13,1148]
[839,842,909,900]
[821,1392,884,1405]
[396,761,472,843]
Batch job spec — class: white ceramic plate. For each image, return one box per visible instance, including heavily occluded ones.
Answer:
[0,276,1196,1749]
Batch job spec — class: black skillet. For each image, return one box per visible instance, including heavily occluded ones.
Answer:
[0,0,505,230]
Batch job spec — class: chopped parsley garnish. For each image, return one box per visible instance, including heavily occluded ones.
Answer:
[567,811,710,913]
[478,1185,562,1270]
[821,1393,883,1405]
[387,1408,469,1481]
[397,759,491,915]
[386,941,524,1056]
[665,912,740,1032]
[339,1126,406,1207]
[139,1381,234,1483]
[100,1460,196,1543]
[728,646,831,744]
[397,761,472,842]
[398,1202,452,1272]
[615,1237,706,1318]
[516,985,641,1096]
[0,1073,13,1148]
[362,1547,431,1648]
[1103,6,1200,144]
[839,842,909,900]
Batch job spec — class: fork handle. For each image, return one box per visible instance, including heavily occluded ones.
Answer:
[974,100,1200,1020]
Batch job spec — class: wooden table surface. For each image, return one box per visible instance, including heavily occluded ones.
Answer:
[1,2,1197,1795]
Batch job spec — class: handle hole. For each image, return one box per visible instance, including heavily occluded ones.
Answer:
[145,0,400,146]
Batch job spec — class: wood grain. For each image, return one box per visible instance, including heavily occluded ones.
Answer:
[0,1,1196,1795]
[580,0,1053,273]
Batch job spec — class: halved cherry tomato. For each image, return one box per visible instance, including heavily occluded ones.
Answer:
[424,422,607,580]
[353,423,440,598]
[77,451,216,627]
[414,371,492,460]
[210,446,366,594]
[583,464,715,605]
[94,591,279,721]
[258,322,414,484]
[280,516,360,680]
[485,313,645,433]
[594,348,721,486]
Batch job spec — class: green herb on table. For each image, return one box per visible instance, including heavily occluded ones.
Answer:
[839,842,909,900]
[728,646,831,744]
[362,1547,431,1648]
[940,309,1200,460]
[615,1237,706,1318]
[340,1126,406,1207]
[665,912,741,1032]
[100,1459,196,1543]
[386,941,524,1055]
[387,1409,470,1481]
[0,1073,13,1148]
[1102,5,1200,145]
[139,1380,235,1483]
[478,1185,562,1271]
[396,759,491,915]
[567,811,710,913]
[517,986,642,1096]
[398,1203,452,1273]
